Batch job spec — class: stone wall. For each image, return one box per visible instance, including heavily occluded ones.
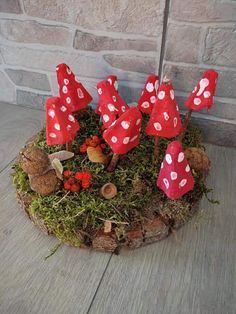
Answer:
[0,0,235,146]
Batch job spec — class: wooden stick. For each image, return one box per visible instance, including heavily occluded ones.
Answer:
[178,109,193,141]
[66,141,73,152]
[107,153,120,172]
[154,136,160,160]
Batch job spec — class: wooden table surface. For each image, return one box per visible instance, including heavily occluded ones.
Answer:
[0,102,235,314]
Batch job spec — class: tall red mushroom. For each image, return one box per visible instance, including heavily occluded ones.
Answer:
[146,78,182,160]
[107,75,118,91]
[45,96,79,150]
[182,69,218,136]
[103,107,142,171]
[56,63,93,112]
[137,74,159,114]
[157,140,194,200]
[96,79,129,129]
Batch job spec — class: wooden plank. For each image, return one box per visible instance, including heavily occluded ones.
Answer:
[0,102,44,171]
[88,144,236,314]
[0,166,111,314]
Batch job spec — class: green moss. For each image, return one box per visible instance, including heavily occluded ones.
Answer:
[12,108,207,247]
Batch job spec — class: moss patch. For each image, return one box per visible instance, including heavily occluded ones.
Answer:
[13,108,207,248]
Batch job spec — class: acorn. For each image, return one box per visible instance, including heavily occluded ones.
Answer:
[29,170,61,196]
[20,147,50,175]
[185,147,210,173]
[100,183,117,199]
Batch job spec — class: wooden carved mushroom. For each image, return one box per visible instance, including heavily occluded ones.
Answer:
[56,63,93,112]
[45,96,80,151]
[157,140,194,200]
[103,107,142,171]
[146,78,182,160]
[137,74,159,114]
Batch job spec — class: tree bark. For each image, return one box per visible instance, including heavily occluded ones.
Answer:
[107,153,120,172]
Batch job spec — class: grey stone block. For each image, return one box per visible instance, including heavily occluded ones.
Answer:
[203,27,236,67]
[119,83,143,104]
[74,30,157,52]
[23,0,164,36]
[104,55,156,74]
[16,90,51,110]
[170,0,236,23]
[163,63,236,98]
[0,0,22,14]
[0,71,16,103]
[5,69,51,91]
[0,19,71,47]
[165,23,201,63]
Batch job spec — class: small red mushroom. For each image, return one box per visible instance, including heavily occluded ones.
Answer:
[103,107,142,171]
[157,140,194,200]
[137,74,159,114]
[146,78,182,159]
[106,75,118,91]
[56,63,93,112]
[45,96,80,147]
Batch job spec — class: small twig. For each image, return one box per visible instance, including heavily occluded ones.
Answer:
[53,191,70,206]
[98,217,129,225]
[44,242,62,260]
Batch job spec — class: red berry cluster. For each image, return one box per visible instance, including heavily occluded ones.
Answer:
[79,135,106,153]
[63,169,92,193]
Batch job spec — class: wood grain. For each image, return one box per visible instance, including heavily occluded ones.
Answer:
[0,103,44,171]
[87,144,236,314]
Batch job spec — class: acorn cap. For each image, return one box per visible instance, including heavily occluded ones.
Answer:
[20,147,50,175]
[100,183,117,200]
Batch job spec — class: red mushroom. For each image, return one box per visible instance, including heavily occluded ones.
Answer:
[157,140,194,200]
[45,96,79,150]
[137,74,159,114]
[106,75,118,91]
[181,69,218,138]
[146,78,182,160]
[56,63,93,113]
[96,79,129,128]
[103,107,142,171]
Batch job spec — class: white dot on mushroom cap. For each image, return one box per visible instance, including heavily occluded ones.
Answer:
[146,82,154,93]
[62,86,68,94]
[52,104,56,108]
[130,135,138,142]
[155,80,159,91]
[64,78,69,85]
[66,67,71,75]
[98,88,102,95]
[173,117,178,128]
[112,95,116,102]
[66,97,71,104]
[108,104,115,112]
[111,136,117,143]
[111,120,116,127]
[103,114,110,123]
[150,96,156,103]
[136,118,141,125]
[56,67,59,71]
[68,114,75,122]
[114,81,118,90]
[123,137,130,144]
[107,78,112,85]
[179,179,187,187]
[161,162,164,168]
[163,112,169,121]
[154,122,162,131]
[67,125,72,131]
[77,88,84,98]
[121,106,126,112]
[192,86,197,93]
[141,101,150,109]
[60,105,67,112]
[48,109,55,118]
[204,91,211,98]
[158,91,165,100]
[49,132,56,138]
[193,98,201,105]
[121,121,130,129]
[185,165,190,172]
[170,89,175,100]
[176,105,179,111]
[178,152,184,163]
[54,123,60,131]
[170,172,178,180]
[74,77,80,83]
[163,178,169,189]
[165,154,172,164]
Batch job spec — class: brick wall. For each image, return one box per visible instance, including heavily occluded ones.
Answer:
[0,0,235,146]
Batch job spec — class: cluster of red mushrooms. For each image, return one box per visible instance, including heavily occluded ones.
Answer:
[45,63,218,200]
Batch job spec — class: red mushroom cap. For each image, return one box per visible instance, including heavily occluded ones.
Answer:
[96,79,129,128]
[56,63,93,112]
[185,69,218,112]
[138,74,159,114]
[45,96,80,146]
[157,140,194,200]
[103,107,142,155]
[107,75,118,91]
[146,80,182,138]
